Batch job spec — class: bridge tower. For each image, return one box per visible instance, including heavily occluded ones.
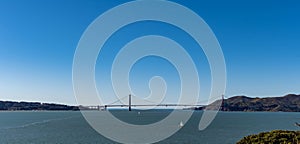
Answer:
[221,94,225,111]
[129,94,132,111]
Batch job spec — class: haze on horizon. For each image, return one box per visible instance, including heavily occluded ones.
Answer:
[0,0,299,105]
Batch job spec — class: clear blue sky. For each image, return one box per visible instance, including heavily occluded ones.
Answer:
[0,0,299,105]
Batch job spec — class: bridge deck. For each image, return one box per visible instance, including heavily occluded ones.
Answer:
[101,104,206,107]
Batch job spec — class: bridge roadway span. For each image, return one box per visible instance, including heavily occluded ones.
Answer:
[86,104,207,111]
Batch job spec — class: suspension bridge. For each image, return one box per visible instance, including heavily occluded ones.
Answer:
[83,94,225,111]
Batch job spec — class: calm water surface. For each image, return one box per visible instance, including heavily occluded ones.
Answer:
[0,111,299,144]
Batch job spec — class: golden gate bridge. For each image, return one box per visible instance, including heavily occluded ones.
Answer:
[84,94,225,111]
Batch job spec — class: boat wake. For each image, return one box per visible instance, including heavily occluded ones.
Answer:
[0,116,78,130]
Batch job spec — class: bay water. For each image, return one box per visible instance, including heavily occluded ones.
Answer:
[0,111,299,144]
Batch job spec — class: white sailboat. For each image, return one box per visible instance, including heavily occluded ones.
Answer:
[179,121,184,128]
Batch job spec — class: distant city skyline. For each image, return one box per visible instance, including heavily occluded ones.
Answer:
[0,0,299,105]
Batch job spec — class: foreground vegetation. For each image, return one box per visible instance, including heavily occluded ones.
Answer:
[237,130,300,144]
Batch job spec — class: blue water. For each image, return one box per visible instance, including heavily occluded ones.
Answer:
[0,111,299,144]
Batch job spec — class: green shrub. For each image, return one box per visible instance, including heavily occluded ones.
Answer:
[237,130,300,144]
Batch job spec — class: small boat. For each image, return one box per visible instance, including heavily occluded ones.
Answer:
[179,121,184,128]
[295,122,300,127]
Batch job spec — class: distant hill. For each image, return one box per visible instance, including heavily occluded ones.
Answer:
[0,101,79,111]
[207,94,300,112]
